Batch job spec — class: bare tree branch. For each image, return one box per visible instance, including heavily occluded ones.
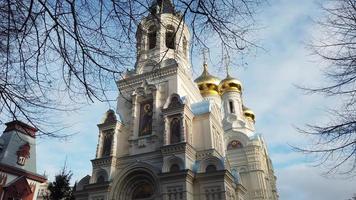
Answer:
[297,0,356,176]
[0,0,263,137]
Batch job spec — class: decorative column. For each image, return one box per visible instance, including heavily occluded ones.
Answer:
[96,133,102,158]
[163,117,169,145]
[180,115,185,142]
[152,89,158,136]
[131,94,137,138]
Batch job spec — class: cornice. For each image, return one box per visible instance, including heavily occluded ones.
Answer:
[117,65,178,91]
[91,156,114,168]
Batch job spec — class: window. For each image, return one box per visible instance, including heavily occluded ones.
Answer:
[229,101,235,113]
[102,130,113,157]
[227,140,243,150]
[166,25,175,49]
[148,25,157,49]
[170,164,180,172]
[206,164,217,172]
[170,118,181,144]
[97,175,105,183]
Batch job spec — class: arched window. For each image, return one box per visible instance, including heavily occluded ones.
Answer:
[148,25,157,49]
[183,36,188,57]
[206,164,217,173]
[102,130,113,157]
[227,140,243,150]
[97,175,105,183]
[166,25,175,49]
[229,101,235,113]
[170,118,181,144]
[117,170,157,199]
[170,164,180,172]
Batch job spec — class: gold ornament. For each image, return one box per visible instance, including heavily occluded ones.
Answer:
[194,63,221,96]
[243,105,255,122]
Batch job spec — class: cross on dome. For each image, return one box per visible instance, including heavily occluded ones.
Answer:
[201,48,209,66]
[223,54,231,76]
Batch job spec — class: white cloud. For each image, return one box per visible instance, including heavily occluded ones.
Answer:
[36,102,109,183]
[277,164,356,200]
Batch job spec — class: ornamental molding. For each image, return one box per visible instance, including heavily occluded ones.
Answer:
[117,65,178,91]
[91,157,114,168]
[115,151,162,167]
[128,134,160,149]
[160,142,196,158]
[196,149,222,161]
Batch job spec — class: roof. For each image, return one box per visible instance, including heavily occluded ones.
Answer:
[100,109,118,124]
[0,163,47,183]
[150,0,175,14]
[4,120,38,138]
[4,175,33,198]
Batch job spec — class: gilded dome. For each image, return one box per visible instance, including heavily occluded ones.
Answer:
[243,105,255,122]
[194,63,221,96]
[218,74,242,94]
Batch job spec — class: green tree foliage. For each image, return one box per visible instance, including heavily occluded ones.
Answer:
[45,167,75,200]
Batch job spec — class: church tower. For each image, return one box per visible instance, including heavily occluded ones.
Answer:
[74,0,278,199]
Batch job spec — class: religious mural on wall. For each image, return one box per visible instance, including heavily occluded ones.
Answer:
[139,100,153,136]
[227,140,243,150]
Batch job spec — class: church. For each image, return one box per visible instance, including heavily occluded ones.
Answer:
[74,0,278,199]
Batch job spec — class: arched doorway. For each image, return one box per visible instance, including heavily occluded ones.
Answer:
[112,168,159,200]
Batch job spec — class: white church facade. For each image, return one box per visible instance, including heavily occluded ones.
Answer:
[74,0,278,199]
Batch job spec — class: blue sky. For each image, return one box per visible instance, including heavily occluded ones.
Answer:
[34,0,356,199]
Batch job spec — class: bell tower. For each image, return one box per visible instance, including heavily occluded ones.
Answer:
[135,0,191,74]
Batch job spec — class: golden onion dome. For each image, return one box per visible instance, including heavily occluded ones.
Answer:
[218,74,242,94]
[243,105,255,122]
[194,63,221,96]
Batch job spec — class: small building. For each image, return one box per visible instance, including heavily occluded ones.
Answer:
[36,181,50,200]
[0,120,47,199]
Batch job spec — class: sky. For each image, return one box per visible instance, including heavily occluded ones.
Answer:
[33,0,356,199]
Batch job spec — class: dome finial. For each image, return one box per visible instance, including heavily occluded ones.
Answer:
[194,48,221,96]
[223,53,231,77]
[218,54,243,94]
[202,48,209,69]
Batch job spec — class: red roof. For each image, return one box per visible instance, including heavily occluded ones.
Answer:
[4,120,38,138]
